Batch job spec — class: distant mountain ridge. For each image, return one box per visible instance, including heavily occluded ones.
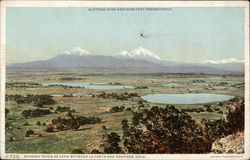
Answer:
[60,47,93,56]
[114,47,162,63]
[7,47,244,74]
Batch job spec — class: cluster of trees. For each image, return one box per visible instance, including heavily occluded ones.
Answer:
[134,86,148,89]
[60,77,84,81]
[6,94,23,103]
[180,105,223,114]
[108,82,122,85]
[191,80,206,83]
[97,92,139,101]
[109,106,125,113]
[21,108,51,118]
[6,94,55,107]
[45,115,101,132]
[98,98,244,154]
[225,98,244,134]
[6,82,40,88]
[63,94,74,97]
[181,108,205,113]
[31,95,55,107]
[55,106,75,113]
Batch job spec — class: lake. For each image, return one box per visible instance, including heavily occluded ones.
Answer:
[141,93,234,104]
[42,82,135,90]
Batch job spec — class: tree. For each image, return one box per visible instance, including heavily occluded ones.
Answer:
[45,126,54,132]
[102,125,107,130]
[122,105,223,153]
[36,121,41,126]
[226,98,244,134]
[121,119,130,137]
[25,129,34,137]
[101,132,122,153]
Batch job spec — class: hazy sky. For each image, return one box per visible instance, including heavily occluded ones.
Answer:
[6,7,245,63]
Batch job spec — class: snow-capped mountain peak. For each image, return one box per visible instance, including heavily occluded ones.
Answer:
[118,50,131,57]
[206,58,244,64]
[130,47,162,60]
[115,47,162,62]
[61,47,93,56]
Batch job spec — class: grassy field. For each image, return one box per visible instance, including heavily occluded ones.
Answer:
[5,69,244,153]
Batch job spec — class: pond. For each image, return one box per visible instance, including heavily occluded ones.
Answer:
[141,93,234,104]
[42,82,135,90]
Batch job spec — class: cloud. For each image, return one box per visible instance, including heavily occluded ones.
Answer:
[206,58,244,64]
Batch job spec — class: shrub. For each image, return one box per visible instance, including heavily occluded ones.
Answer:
[218,111,223,114]
[107,99,244,154]
[7,94,55,106]
[121,119,130,137]
[109,106,125,113]
[26,129,34,135]
[21,110,31,118]
[218,102,223,106]
[132,112,143,126]
[226,99,244,134]
[126,107,132,111]
[25,129,34,137]
[38,133,43,137]
[91,149,101,154]
[49,116,101,131]
[102,125,107,130]
[21,108,51,118]
[123,106,205,153]
[9,137,14,142]
[138,100,143,105]
[36,121,41,126]
[16,98,25,104]
[45,126,54,132]
[55,106,71,112]
[23,121,29,126]
[97,92,138,100]
[71,149,83,154]
[33,95,55,107]
[60,77,83,81]
[100,102,244,154]
[101,132,122,153]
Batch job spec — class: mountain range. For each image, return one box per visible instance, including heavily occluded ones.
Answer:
[7,47,244,74]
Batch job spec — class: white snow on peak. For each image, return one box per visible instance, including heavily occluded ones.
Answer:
[61,47,93,56]
[118,50,131,57]
[207,58,244,64]
[115,47,162,61]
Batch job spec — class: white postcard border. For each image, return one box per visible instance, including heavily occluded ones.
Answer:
[0,1,249,160]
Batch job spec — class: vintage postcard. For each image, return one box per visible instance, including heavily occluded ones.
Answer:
[0,1,249,160]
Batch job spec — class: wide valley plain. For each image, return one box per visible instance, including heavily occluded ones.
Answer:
[5,69,244,153]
